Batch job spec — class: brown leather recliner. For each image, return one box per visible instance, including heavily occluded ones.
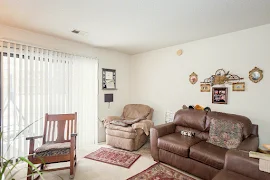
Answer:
[150,109,259,180]
[105,104,154,151]
[213,149,270,180]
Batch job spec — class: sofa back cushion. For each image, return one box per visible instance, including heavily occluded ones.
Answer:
[175,125,209,140]
[206,111,252,138]
[122,104,152,120]
[207,118,243,149]
[173,109,207,131]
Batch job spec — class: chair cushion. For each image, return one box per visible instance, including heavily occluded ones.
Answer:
[190,141,227,170]
[106,128,139,139]
[158,133,202,157]
[106,124,136,133]
[123,104,151,119]
[35,142,70,157]
[213,170,254,180]
[110,120,129,127]
[207,118,243,149]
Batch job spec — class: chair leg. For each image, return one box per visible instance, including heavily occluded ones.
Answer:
[74,155,77,167]
[70,156,74,179]
[27,164,32,180]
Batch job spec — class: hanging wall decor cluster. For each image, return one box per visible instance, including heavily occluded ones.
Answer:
[201,69,244,86]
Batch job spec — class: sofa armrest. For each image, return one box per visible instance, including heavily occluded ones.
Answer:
[237,135,259,151]
[225,149,270,180]
[150,123,176,161]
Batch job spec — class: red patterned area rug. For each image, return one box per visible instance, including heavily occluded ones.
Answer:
[127,163,196,180]
[84,147,141,168]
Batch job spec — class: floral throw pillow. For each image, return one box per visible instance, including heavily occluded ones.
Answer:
[207,118,244,149]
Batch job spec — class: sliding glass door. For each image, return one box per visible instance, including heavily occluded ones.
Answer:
[0,40,98,160]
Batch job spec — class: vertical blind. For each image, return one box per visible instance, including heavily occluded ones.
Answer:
[0,40,75,159]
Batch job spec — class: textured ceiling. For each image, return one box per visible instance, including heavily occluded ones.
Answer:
[0,0,270,54]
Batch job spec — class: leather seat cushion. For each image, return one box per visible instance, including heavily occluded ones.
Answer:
[158,133,202,157]
[212,170,254,180]
[190,141,227,170]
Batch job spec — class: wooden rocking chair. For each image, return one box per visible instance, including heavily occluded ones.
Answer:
[26,113,77,180]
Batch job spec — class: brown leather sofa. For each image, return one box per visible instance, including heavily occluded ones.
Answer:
[150,109,259,180]
[213,149,270,180]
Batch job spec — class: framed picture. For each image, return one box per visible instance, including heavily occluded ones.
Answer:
[189,72,198,84]
[212,87,228,104]
[102,68,116,90]
[200,83,211,92]
[232,82,245,91]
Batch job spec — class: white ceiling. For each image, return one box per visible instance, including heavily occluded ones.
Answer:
[0,0,270,55]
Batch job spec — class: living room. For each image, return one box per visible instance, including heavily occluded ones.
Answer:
[0,1,269,180]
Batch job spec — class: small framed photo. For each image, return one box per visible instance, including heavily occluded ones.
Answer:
[200,83,211,92]
[232,82,245,91]
[212,87,228,104]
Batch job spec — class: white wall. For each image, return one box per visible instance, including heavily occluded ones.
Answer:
[0,24,130,143]
[130,24,270,145]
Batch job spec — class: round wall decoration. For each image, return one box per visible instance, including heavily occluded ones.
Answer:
[189,72,198,84]
[177,49,183,56]
[249,67,263,83]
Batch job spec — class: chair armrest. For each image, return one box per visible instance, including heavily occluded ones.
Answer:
[103,116,123,127]
[71,133,78,137]
[26,135,43,141]
[225,149,270,180]
[150,123,176,161]
[237,135,259,151]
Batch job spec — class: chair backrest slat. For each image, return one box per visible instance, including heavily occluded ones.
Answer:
[43,112,77,144]
[66,120,70,140]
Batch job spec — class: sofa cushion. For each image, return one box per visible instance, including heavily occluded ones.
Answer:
[207,118,243,149]
[207,112,252,138]
[175,125,209,140]
[212,170,254,180]
[190,141,227,170]
[173,109,207,131]
[158,133,202,157]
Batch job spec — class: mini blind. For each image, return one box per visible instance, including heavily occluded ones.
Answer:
[0,40,73,159]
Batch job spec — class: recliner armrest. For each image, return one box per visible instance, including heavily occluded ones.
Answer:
[225,149,270,180]
[150,123,176,161]
[237,135,259,151]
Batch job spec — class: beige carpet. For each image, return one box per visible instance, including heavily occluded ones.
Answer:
[12,142,200,180]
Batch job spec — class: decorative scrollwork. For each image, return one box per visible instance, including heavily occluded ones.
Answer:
[201,69,244,86]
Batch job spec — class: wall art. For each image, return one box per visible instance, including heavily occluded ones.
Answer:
[201,69,243,86]
[102,68,116,90]
[189,72,198,84]
[249,67,263,83]
[232,82,245,91]
[200,83,211,92]
[212,87,228,104]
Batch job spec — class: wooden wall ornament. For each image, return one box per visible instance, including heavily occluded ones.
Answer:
[232,82,245,91]
[200,83,211,92]
[249,67,263,83]
[201,69,244,86]
[189,72,198,84]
